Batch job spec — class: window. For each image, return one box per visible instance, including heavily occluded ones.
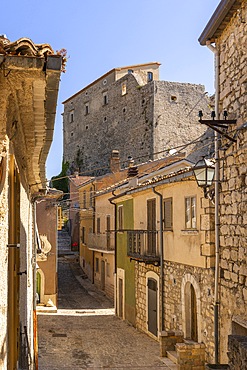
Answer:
[81,226,85,244]
[69,110,74,123]
[85,103,89,115]
[164,197,173,230]
[83,190,86,208]
[95,258,99,272]
[121,82,127,96]
[118,205,123,230]
[89,187,93,208]
[103,92,108,105]
[106,263,110,277]
[185,196,196,229]
[128,69,133,74]
[97,217,101,234]
[147,71,153,82]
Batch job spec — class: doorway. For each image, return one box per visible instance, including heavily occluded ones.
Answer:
[147,278,158,336]
[101,260,105,291]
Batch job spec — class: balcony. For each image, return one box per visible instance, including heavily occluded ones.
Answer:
[127,230,160,265]
[87,232,115,252]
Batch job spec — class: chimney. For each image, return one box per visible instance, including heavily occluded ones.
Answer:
[110,150,120,173]
[127,156,138,188]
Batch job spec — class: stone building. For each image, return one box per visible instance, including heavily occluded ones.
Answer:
[0,36,61,369]
[199,0,247,365]
[63,62,210,176]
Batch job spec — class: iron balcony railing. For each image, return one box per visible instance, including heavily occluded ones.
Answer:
[127,230,160,264]
[87,231,115,251]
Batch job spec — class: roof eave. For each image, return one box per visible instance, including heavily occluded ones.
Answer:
[198,0,237,45]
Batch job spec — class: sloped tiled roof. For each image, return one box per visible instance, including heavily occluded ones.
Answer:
[95,153,186,196]
[0,36,54,56]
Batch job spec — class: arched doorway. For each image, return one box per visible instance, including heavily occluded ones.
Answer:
[181,274,201,343]
[146,271,159,337]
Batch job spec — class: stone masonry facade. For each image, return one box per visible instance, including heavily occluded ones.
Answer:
[216,0,247,363]
[63,66,210,176]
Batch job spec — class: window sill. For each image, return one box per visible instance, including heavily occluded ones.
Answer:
[181,229,199,235]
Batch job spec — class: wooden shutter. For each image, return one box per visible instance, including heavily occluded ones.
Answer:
[164,197,173,229]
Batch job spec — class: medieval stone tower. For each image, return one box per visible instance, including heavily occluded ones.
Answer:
[63,63,210,175]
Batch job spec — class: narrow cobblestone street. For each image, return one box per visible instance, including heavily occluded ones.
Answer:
[38,248,171,369]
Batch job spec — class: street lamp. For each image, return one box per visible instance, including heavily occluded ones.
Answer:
[193,158,215,197]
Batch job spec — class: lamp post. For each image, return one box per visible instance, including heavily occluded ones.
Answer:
[193,158,215,198]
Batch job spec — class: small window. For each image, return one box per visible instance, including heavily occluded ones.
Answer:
[185,196,196,229]
[147,71,153,82]
[97,217,101,234]
[89,187,93,208]
[171,95,177,102]
[71,132,74,136]
[164,197,173,230]
[121,82,127,96]
[83,190,86,208]
[118,205,123,230]
[95,258,99,272]
[69,111,74,123]
[128,69,134,74]
[103,92,108,105]
[81,226,85,244]
[85,103,89,115]
[106,263,110,277]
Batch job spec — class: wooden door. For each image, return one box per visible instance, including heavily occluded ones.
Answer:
[148,278,158,336]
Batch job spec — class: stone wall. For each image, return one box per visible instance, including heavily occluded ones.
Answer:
[63,72,209,176]
[216,0,247,363]
[135,262,159,335]
[0,142,9,370]
[163,261,215,362]
[228,335,247,370]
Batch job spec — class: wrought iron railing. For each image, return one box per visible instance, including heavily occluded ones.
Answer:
[87,232,115,251]
[127,230,160,264]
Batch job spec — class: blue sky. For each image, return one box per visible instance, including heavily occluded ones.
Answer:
[2,0,219,180]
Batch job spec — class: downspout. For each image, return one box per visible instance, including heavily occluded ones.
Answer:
[206,40,220,364]
[109,190,117,315]
[92,182,96,284]
[152,187,164,332]
[33,199,38,370]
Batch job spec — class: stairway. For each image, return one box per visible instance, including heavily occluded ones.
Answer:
[58,229,72,256]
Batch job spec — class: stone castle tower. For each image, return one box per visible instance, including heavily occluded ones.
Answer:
[63,63,210,175]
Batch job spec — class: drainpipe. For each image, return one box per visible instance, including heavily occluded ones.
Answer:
[206,40,220,364]
[33,199,38,370]
[109,190,117,314]
[92,183,96,284]
[152,187,164,332]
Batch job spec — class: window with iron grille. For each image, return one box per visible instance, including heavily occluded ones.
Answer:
[163,197,173,230]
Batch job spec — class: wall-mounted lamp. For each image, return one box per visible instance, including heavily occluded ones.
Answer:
[193,158,215,198]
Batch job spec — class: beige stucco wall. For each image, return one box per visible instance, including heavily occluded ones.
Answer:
[94,252,114,301]
[79,183,94,279]
[36,199,58,307]
[133,180,214,268]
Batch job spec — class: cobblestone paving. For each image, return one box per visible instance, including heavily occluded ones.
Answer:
[38,256,170,369]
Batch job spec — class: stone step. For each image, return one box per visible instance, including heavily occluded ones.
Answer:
[167,351,178,364]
